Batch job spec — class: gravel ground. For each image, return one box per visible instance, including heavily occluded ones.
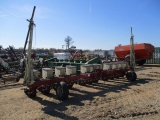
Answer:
[0,66,160,120]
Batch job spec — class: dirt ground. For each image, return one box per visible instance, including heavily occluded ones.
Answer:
[0,66,160,120]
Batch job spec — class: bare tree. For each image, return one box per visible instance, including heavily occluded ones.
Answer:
[64,36,74,49]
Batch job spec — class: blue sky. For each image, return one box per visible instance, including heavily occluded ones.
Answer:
[0,0,160,50]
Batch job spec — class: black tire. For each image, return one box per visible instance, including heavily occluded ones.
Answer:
[101,76,108,81]
[110,76,114,80]
[87,80,93,84]
[137,59,146,66]
[93,79,99,83]
[126,71,137,81]
[16,76,21,82]
[103,77,108,81]
[68,83,74,89]
[56,82,69,100]
[2,66,6,72]
[40,85,50,95]
[77,80,86,86]
[24,88,36,98]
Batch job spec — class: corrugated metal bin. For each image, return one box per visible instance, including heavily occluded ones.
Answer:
[146,47,160,64]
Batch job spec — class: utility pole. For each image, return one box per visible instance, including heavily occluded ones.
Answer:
[130,27,136,68]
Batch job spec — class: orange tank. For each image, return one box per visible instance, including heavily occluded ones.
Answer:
[114,43,154,65]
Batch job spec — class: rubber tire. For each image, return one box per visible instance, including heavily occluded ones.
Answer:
[77,81,86,86]
[16,76,21,82]
[110,76,114,80]
[126,71,137,81]
[56,82,69,100]
[24,88,36,98]
[137,59,146,66]
[68,83,74,89]
[41,85,50,95]
[93,79,99,83]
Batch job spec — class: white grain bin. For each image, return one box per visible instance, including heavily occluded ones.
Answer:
[81,64,93,73]
[55,66,66,77]
[66,66,77,75]
[33,69,40,79]
[103,63,112,70]
[93,64,102,71]
[42,68,53,79]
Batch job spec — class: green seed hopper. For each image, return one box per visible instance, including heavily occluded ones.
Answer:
[43,56,102,74]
